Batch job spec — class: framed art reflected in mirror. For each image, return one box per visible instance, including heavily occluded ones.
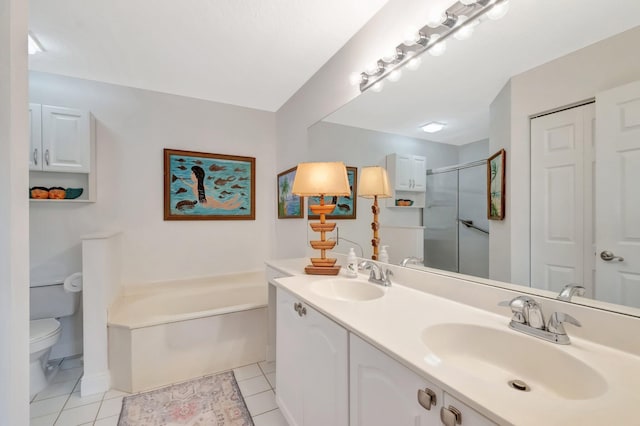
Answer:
[487,149,505,221]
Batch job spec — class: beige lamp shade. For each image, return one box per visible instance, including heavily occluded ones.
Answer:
[358,166,391,198]
[292,162,350,196]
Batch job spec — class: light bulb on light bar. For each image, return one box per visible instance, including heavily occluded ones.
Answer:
[421,122,446,133]
[387,69,402,82]
[428,34,447,56]
[454,16,476,40]
[28,32,44,55]
[371,81,384,93]
[487,1,509,20]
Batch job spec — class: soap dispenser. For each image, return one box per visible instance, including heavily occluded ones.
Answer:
[379,245,390,263]
[345,248,358,278]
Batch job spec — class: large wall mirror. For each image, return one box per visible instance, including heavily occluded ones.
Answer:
[308,0,640,316]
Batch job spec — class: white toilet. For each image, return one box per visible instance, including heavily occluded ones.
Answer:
[30,281,81,398]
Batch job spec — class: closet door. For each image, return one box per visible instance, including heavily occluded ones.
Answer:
[530,103,594,296]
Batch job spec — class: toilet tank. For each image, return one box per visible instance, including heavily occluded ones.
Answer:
[30,283,80,320]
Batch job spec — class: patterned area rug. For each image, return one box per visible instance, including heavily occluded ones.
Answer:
[118,371,254,426]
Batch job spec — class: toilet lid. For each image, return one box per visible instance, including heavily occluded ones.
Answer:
[30,318,61,343]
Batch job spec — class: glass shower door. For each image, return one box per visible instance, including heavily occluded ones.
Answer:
[424,170,458,273]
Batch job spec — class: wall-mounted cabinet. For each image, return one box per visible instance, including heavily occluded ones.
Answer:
[29,104,96,202]
[386,153,426,208]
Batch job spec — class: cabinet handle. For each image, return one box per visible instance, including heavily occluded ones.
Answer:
[440,406,462,426]
[44,149,50,166]
[417,388,437,410]
[298,306,307,317]
[293,302,302,313]
[33,149,38,166]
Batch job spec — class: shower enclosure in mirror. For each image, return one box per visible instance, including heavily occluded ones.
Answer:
[424,161,488,278]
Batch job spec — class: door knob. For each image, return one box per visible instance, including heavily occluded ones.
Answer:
[600,250,624,262]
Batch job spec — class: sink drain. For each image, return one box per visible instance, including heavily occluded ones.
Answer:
[508,379,531,392]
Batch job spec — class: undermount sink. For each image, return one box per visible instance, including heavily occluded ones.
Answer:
[421,323,607,400]
[310,278,386,302]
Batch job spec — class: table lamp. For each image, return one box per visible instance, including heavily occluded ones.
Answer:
[358,166,391,260]
[292,162,350,275]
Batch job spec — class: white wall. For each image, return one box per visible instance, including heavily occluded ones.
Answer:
[308,121,458,258]
[29,71,277,288]
[493,25,640,285]
[0,0,31,423]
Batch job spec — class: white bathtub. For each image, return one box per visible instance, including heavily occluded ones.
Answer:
[108,271,267,392]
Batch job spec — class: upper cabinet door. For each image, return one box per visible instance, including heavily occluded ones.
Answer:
[29,104,43,171]
[392,153,413,191]
[41,105,90,173]
[412,155,427,191]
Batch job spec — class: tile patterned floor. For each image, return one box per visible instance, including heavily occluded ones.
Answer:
[30,357,286,426]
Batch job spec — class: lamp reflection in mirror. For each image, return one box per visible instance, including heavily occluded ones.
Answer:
[292,162,350,275]
[358,166,392,260]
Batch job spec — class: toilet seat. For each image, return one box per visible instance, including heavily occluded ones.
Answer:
[30,318,61,353]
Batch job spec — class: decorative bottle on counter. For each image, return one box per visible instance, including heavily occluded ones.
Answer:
[379,245,390,263]
[346,248,358,278]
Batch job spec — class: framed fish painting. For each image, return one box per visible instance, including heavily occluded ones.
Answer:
[277,166,304,219]
[163,149,255,220]
[308,166,357,220]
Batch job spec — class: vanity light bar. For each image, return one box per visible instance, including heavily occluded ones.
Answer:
[358,0,508,92]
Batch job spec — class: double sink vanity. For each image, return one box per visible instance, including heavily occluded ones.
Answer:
[266,258,640,426]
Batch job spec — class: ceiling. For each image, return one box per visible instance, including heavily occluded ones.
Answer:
[28,0,390,112]
[323,0,640,145]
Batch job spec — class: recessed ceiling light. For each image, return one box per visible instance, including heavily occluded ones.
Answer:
[421,122,446,133]
[28,32,44,55]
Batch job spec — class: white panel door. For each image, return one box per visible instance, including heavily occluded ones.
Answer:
[42,105,90,173]
[595,81,640,308]
[530,103,594,296]
[29,103,42,170]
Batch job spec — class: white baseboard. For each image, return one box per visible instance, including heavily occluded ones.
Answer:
[81,371,111,397]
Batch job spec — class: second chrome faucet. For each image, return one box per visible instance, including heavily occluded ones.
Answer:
[503,296,581,344]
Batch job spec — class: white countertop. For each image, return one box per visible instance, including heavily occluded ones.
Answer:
[266,259,640,426]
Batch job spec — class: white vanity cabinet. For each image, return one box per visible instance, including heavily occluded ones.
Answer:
[386,153,426,208]
[350,334,497,426]
[350,334,443,426]
[29,104,91,173]
[275,287,348,426]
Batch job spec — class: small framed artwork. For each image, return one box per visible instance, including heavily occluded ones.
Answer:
[164,149,255,220]
[308,166,358,220]
[487,148,506,220]
[277,166,304,219]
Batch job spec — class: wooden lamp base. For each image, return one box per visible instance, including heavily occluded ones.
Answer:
[305,202,340,275]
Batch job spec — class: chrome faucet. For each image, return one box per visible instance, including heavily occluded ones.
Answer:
[358,260,393,287]
[502,296,581,344]
[400,256,423,267]
[557,284,586,301]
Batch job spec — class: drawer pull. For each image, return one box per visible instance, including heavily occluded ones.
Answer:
[440,406,462,426]
[417,388,436,410]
